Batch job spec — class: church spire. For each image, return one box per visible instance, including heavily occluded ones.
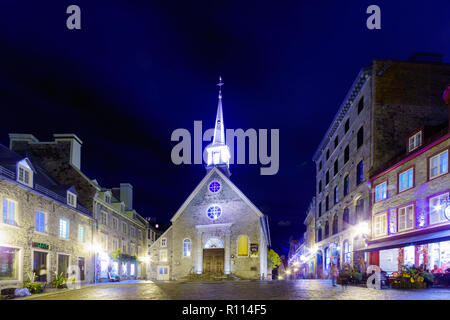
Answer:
[205,76,231,177]
[213,76,225,145]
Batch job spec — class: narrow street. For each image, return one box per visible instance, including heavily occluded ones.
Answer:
[23,280,450,300]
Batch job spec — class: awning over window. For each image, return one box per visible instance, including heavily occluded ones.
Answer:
[355,229,450,252]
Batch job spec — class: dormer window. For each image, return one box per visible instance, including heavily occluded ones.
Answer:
[408,130,422,152]
[105,192,111,204]
[17,160,33,187]
[67,191,77,208]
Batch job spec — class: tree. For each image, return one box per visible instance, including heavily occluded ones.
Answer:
[267,249,281,270]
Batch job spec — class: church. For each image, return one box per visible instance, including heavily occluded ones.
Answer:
[148,78,271,280]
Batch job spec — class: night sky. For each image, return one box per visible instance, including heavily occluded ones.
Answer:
[0,1,449,256]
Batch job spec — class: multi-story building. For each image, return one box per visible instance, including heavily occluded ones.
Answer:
[8,133,149,282]
[0,144,95,290]
[312,54,449,277]
[363,120,449,273]
[93,183,148,280]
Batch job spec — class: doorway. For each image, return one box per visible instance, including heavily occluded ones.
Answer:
[203,248,224,274]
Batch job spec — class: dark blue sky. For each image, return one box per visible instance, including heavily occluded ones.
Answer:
[0,1,449,255]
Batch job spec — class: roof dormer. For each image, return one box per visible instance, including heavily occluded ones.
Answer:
[407,128,423,153]
[66,187,78,208]
[16,158,35,188]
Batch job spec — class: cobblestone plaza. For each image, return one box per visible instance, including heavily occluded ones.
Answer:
[23,280,450,300]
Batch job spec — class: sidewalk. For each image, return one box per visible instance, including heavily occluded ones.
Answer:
[13,280,152,300]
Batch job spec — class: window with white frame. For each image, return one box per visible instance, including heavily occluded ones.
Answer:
[59,218,70,239]
[429,150,448,179]
[408,131,422,152]
[398,205,414,232]
[2,199,16,225]
[100,210,107,225]
[122,222,127,234]
[67,191,77,207]
[429,192,449,225]
[113,238,118,251]
[373,212,387,237]
[375,181,387,202]
[399,167,414,192]
[183,239,191,257]
[113,217,118,230]
[35,211,46,233]
[130,227,135,238]
[161,238,167,247]
[17,161,33,187]
[160,249,167,262]
[78,225,86,243]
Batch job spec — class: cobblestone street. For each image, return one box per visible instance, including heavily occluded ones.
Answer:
[23,280,450,300]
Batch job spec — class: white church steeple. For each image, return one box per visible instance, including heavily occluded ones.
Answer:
[205,76,231,176]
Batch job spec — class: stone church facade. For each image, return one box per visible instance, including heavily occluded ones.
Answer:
[148,78,271,280]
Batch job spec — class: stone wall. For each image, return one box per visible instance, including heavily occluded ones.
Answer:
[0,178,95,290]
[372,60,450,175]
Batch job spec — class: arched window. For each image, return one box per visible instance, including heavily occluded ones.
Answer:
[183,239,191,257]
[238,235,249,256]
[342,208,349,230]
[324,221,329,238]
[332,216,338,235]
[343,240,351,265]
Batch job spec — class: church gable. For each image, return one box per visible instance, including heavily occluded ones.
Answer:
[170,168,263,225]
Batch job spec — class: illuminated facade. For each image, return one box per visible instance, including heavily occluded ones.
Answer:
[365,129,449,273]
[311,57,449,278]
[0,144,95,290]
[5,133,149,286]
[148,78,271,280]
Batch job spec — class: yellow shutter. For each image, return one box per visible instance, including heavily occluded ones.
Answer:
[238,236,248,256]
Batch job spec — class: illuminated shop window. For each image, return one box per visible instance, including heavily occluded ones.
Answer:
[429,192,449,225]
[0,246,19,280]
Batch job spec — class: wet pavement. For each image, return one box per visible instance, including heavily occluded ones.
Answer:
[25,279,450,300]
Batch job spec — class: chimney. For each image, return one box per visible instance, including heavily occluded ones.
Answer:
[444,85,450,133]
[120,183,133,210]
[53,134,83,170]
[9,133,40,149]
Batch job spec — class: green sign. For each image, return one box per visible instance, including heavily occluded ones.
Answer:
[32,242,49,250]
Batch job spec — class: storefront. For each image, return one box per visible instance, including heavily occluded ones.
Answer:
[363,230,450,274]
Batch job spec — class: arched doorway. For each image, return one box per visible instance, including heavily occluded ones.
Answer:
[203,237,224,274]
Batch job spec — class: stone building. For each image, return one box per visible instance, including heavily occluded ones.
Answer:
[8,133,149,282]
[92,183,148,280]
[312,54,450,277]
[363,120,449,273]
[0,144,95,290]
[148,79,271,280]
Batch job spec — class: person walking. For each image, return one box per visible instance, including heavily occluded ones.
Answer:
[331,263,338,287]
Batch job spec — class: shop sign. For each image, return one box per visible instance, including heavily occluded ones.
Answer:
[32,242,50,250]
[250,243,258,252]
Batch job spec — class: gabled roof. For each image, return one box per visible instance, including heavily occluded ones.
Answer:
[171,167,264,222]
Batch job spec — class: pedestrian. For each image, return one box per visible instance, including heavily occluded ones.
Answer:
[330,263,338,287]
